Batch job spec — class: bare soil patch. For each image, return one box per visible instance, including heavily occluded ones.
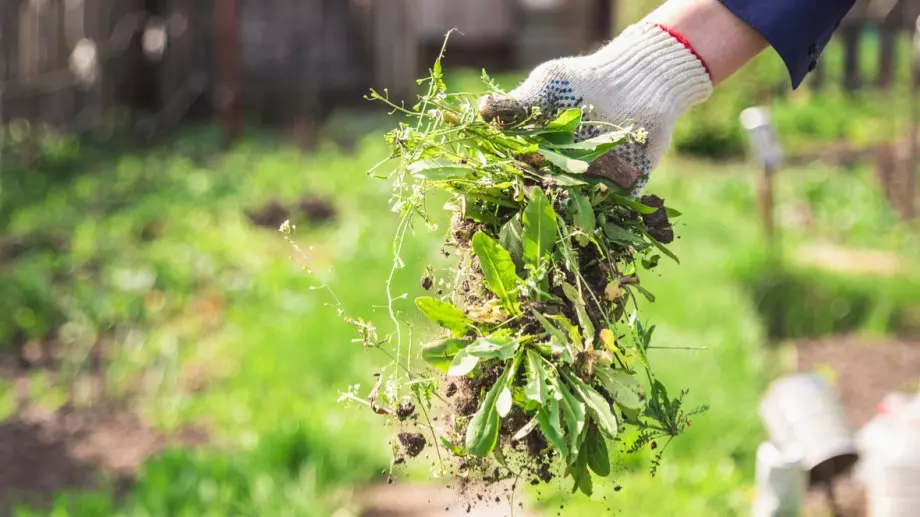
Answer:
[246,195,337,229]
[0,353,207,514]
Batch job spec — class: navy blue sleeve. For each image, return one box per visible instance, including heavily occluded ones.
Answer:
[718,0,858,88]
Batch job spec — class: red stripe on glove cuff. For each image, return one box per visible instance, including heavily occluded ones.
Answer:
[653,23,713,81]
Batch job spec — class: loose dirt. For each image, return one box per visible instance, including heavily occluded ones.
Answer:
[359,482,538,517]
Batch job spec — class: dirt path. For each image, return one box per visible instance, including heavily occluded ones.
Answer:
[359,483,539,517]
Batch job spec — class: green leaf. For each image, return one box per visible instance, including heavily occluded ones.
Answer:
[421,338,471,372]
[415,297,472,337]
[538,148,589,174]
[407,158,472,180]
[552,131,631,164]
[463,201,500,225]
[665,207,682,218]
[524,350,548,404]
[635,284,657,303]
[604,223,641,246]
[499,215,524,270]
[448,350,480,377]
[465,365,511,457]
[584,425,611,477]
[651,238,680,264]
[536,399,568,460]
[595,367,645,411]
[546,130,629,151]
[563,370,619,438]
[465,334,520,360]
[561,282,594,345]
[533,310,567,343]
[549,173,589,186]
[440,436,467,456]
[547,314,582,351]
[545,108,583,133]
[569,192,596,244]
[480,68,503,93]
[472,232,522,313]
[571,443,593,496]
[557,379,587,457]
[610,194,658,214]
[522,188,557,272]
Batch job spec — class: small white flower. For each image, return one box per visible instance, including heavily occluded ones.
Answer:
[279,220,295,234]
[633,128,649,145]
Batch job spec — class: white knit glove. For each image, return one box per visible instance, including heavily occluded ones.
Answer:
[509,22,713,194]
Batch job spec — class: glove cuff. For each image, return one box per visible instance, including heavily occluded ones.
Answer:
[586,22,713,117]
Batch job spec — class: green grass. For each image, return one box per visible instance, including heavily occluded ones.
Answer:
[3,68,918,516]
[2,127,439,516]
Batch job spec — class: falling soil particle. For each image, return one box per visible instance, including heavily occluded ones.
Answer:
[444,383,458,398]
[398,432,427,458]
[639,195,674,244]
[396,400,416,421]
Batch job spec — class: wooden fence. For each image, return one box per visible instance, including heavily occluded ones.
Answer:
[812,0,920,92]
[2,0,919,145]
[0,0,418,141]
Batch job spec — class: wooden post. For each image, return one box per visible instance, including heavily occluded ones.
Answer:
[216,0,243,143]
[608,0,618,37]
[372,0,419,105]
[841,23,862,93]
[741,107,783,254]
[907,15,920,220]
[759,164,777,250]
[0,0,5,175]
[877,14,898,89]
[810,60,826,92]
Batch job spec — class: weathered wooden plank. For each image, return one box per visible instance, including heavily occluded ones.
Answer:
[372,0,418,103]
[840,24,862,93]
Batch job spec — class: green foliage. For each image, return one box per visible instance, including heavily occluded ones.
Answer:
[522,188,557,274]
[1,127,403,516]
[471,231,523,313]
[465,363,512,456]
[363,47,703,495]
[738,260,920,340]
[415,297,472,337]
[7,42,917,517]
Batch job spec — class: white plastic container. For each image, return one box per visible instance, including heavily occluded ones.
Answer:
[759,374,858,484]
[753,441,807,517]
[863,394,920,517]
[855,392,912,484]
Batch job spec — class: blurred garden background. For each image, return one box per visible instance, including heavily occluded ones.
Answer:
[1,0,919,515]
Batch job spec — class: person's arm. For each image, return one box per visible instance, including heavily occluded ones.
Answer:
[714,0,857,88]
[490,0,857,196]
[645,0,768,86]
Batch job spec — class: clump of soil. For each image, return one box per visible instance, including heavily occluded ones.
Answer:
[639,195,674,244]
[396,400,416,421]
[398,432,427,458]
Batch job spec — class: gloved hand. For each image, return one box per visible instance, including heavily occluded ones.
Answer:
[501,23,714,195]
